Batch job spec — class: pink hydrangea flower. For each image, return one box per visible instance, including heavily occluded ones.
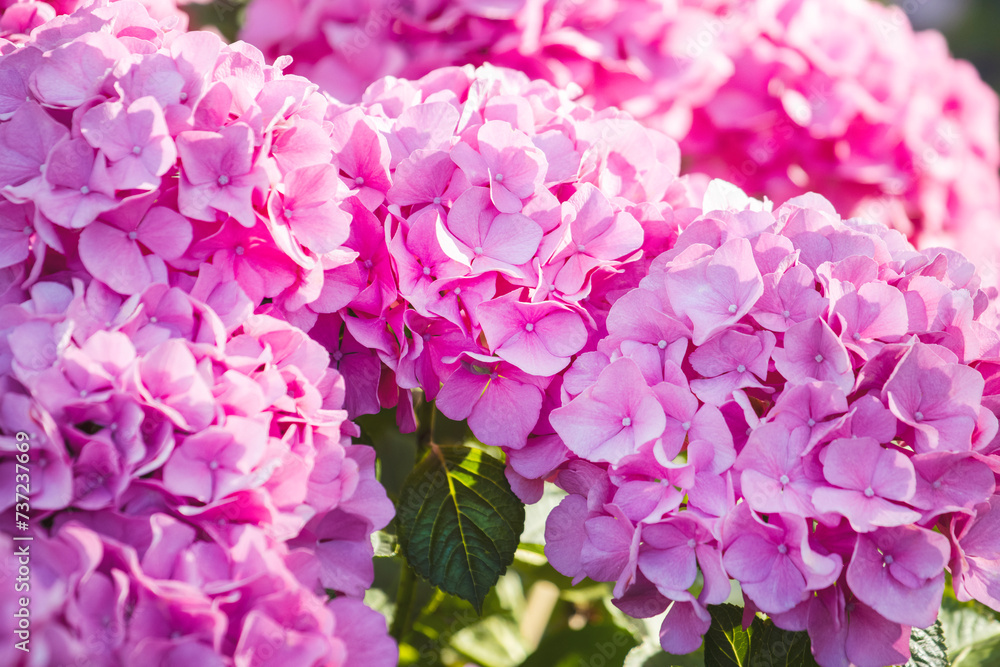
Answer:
[239,0,1000,282]
[278,62,698,461]
[539,180,1000,666]
[0,5,398,664]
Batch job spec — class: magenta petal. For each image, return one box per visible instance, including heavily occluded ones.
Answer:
[659,600,711,655]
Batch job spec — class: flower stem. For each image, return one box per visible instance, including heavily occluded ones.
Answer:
[414,390,435,457]
[390,561,418,642]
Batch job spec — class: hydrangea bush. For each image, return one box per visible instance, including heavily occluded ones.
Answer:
[0,3,395,664]
[238,0,1000,277]
[542,182,1000,666]
[3,1,1000,666]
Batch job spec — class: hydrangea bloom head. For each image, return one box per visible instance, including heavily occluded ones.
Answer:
[0,0,188,42]
[239,0,1000,277]
[291,63,697,463]
[0,4,396,664]
[541,180,1000,666]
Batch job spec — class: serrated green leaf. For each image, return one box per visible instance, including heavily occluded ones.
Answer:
[395,444,525,613]
[903,621,950,667]
[705,604,756,667]
[753,622,818,667]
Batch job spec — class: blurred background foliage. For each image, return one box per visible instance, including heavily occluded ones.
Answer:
[179,0,1000,664]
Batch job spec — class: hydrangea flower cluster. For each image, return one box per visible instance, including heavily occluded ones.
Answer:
[238,0,1000,276]
[292,63,698,484]
[0,0,188,42]
[0,3,396,664]
[542,182,1000,666]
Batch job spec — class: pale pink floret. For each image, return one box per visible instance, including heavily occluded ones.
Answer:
[812,436,921,532]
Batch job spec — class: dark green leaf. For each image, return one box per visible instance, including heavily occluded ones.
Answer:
[903,621,950,667]
[703,606,820,667]
[395,444,525,613]
[753,622,819,667]
[705,604,756,667]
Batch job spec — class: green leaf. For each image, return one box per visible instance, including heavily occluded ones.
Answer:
[704,606,820,667]
[395,444,525,613]
[902,621,949,667]
[705,604,756,667]
[753,621,819,667]
[939,596,1000,667]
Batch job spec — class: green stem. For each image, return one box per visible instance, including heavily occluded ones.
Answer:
[390,562,418,642]
[390,392,434,643]
[414,391,436,457]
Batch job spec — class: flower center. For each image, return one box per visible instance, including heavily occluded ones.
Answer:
[807,418,816,427]
[474,246,483,254]
[736,364,746,373]
[687,539,696,549]
[525,323,534,332]
[128,231,138,240]
[433,196,442,204]
[79,185,90,195]
[217,175,230,186]
[852,332,861,340]
[355,176,365,185]
[782,309,791,318]
[777,544,788,554]
[883,554,894,565]
[814,354,824,363]
[657,339,667,349]
[494,173,504,182]
[681,421,691,431]
[234,246,245,256]
[914,411,924,422]
[22,225,32,235]
[864,486,875,497]
[576,243,586,252]
[132,145,142,155]
[422,266,431,276]
[621,417,632,427]
[779,474,789,485]
[332,351,344,361]
[364,259,373,268]
[932,480,942,489]
[149,316,158,323]
[728,304,738,313]
[208,460,219,470]
[454,287,462,296]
